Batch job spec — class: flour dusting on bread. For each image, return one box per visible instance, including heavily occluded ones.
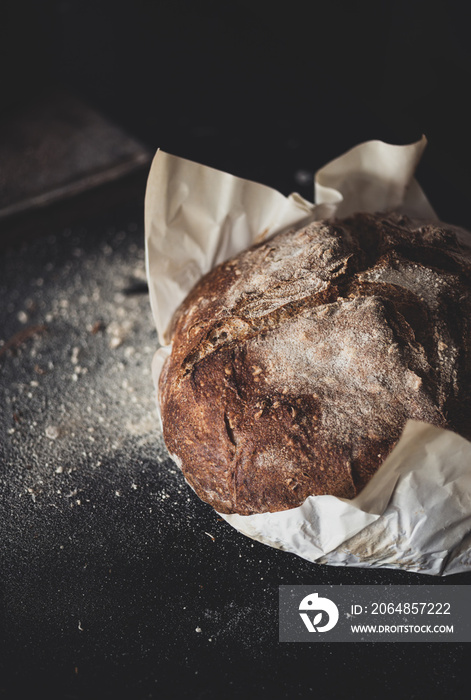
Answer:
[159,212,471,515]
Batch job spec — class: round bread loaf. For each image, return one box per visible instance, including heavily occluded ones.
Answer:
[159,212,471,515]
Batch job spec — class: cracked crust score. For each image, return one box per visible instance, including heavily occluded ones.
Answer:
[159,212,471,515]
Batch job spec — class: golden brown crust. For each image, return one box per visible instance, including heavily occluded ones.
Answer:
[159,212,471,515]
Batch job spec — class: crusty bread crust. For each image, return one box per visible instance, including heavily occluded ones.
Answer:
[159,212,471,515]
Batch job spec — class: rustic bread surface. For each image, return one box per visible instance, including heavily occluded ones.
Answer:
[159,212,471,515]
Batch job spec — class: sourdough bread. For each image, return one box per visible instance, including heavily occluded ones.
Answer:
[159,212,471,515]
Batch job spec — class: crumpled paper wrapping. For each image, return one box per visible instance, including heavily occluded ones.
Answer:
[145,137,471,576]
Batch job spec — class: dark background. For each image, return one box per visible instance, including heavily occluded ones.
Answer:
[1,1,471,699]
[3,0,471,226]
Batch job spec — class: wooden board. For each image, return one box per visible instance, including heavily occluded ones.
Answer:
[0,90,151,222]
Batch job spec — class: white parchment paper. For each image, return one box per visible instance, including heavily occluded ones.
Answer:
[145,137,471,576]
